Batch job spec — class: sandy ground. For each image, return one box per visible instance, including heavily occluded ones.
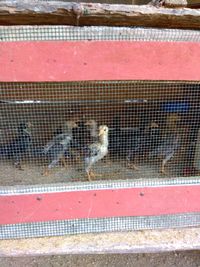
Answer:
[0,251,200,267]
[0,159,180,186]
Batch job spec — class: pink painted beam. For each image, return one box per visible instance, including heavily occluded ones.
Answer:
[0,41,200,82]
[0,185,200,225]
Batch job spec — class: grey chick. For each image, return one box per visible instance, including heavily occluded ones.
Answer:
[42,120,78,176]
[84,125,109,181]
[149,132,180,174]
[0,122,32,170]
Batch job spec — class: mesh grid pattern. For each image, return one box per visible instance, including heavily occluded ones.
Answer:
[1,213,200,240]
[1,176,200,195]
[0,80,200,186]
[1,26,200,42]
[0,26,200,237]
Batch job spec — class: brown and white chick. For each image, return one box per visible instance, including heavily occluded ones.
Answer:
[84,125,109,181]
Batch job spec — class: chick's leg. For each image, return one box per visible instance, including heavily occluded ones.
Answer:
[160,160,167,175]
[160,153,173,175]
[42,158,59,176]
[86,169,94,181]
[86,170,91,181]
[89,170,96,179]
[42,168,50,176]
[85,163,96,181]
[14,161,24,171]
[14,154,24,171]
[127,162,139,171]
[61,156,67,168]
[127,152,139,171]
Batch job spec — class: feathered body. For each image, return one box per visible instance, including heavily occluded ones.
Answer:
[125,122,160,169]
[0,122,32,169]
[84,125,109,180]
[71,120,88,149]
[149,132,180,174]
[42,121,77,175]
[44,134,72,166]
[108,116,160,163]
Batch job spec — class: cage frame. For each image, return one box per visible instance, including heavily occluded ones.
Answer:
[0,23,200,239]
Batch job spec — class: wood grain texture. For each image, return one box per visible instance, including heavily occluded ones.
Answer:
[0,1,200,29]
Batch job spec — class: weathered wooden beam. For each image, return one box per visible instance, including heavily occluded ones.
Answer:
[0,1,200,29]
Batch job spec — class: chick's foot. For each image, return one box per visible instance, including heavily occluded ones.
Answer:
[86,170,96,181]
[127,163,139,171]
[42,169,50,176]
[15,162,24,171]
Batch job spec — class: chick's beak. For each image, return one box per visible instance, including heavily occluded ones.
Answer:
[73,122,78,128]
[27,122,33,128]
[98,128,104,136]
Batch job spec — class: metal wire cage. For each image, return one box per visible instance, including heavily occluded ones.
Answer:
[0,80,199,184]
[0,26,200,239]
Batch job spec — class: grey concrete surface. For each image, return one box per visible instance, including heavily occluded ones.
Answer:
[1,251,200,267]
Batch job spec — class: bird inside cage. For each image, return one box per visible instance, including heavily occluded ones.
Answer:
[42,120,78,176]
[126,120,161,170]
[149,131,181,174]
[84,125,109,181]
[0,122,32,170]
[152,113,186,174]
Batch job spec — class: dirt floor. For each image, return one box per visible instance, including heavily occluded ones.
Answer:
[0,251,200,267]
[0,159,180,186]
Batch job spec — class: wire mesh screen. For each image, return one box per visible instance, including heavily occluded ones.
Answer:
[0,81,199,186]
[0,26,200,238]
[1,26,200,42]
[0,26,200,188]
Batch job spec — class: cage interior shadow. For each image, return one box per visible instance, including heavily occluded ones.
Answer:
[0,81,199,185]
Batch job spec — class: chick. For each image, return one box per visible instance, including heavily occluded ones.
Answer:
[72,119,98,151]
[126,122,160,170]
[0,122,32,170]
[42,120,78,176]
[84,125,109,181]
[71,120,87,150]
[149,132,180,174]
[84,119,98,143]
